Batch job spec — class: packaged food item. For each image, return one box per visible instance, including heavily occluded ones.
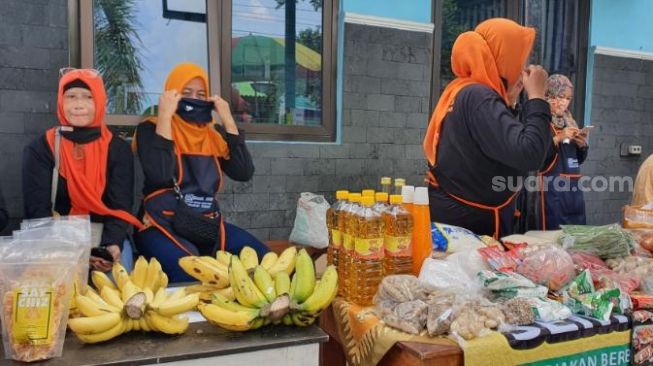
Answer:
[570,251,609,272]
[528,297,572,322]
[449,297,505,342]
[478,246,520,272]
[628,229,653,253]
[444,250,490,281]
[0,239,82,362]
[374,275,429,304]
[563,270,622,321]
[477,270,536,290]
[418,258,480,294]
[491,286,549,301]
[632,293,653,310]
[431,223,484,253]
[502,298,536,325]
[559,224,635,259]
[516,245,576,291]
[426,294,457,336]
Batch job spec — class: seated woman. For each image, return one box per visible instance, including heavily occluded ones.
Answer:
[133,63,268,282]
[22,68,143,272]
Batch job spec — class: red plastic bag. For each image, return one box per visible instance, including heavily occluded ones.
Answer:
[516,245,575,291]
[571,251,608,272]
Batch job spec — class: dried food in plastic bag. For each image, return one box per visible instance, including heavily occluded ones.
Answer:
[380,300,428,335]
[375,275,428,304]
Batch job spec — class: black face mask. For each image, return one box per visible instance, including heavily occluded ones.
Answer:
[60,127,102,144]
[176,98,214,124]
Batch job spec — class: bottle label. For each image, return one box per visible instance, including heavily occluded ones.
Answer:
[12,286,55,345]
[354,237,384,259]
[343,233,354,251]
[384,235,412,257]
[331,229,342,248]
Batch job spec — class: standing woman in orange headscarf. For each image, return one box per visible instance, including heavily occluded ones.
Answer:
[133,63,268,282]
[423,18,552,238]
[23,68,143,272]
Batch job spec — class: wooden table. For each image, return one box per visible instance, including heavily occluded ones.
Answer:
[318,305,463,366]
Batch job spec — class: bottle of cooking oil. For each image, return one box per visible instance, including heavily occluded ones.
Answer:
[394,178,406,195]
[327,190,349,267]
[340,193,361,298]
[362,189,375,198]
[351,196,385,306]
[373,192,389,214]
[401,185,415,216]
[380,177,392,195]
[383,194,414,276]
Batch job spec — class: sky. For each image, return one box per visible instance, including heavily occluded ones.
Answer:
[98,0,322,109]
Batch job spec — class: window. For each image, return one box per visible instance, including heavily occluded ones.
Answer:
[524,0,590,124]
[430,0,589,120]
[74,0,338,142]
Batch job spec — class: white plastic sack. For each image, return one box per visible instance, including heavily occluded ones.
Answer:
[289,192,330,249]
[418,258,482,295]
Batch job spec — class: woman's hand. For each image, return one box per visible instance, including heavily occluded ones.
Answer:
[156,90,182,140]
[90,245,121,272]
[554,127,578,145]
[574,128,589,147]
[522,65,549,100]
[208,95,239,135]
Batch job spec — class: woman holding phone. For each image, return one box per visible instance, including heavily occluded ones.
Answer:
[535,74,590,230]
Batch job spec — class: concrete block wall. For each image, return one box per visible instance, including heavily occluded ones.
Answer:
[219,23,433,241]
[583,53,653,224]
[0,0,67,234]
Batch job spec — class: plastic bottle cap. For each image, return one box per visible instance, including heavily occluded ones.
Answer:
[380,177,392,185]
[336,190,349,200]
[361,196,375,206]
[375,192,388,202]
[348,193,362,203]
[414,187,429,205]
[389,194,403,204]
[401,185,415,203]
[362,189,375,197]
[394,178,406,186]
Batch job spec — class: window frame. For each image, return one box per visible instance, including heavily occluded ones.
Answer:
[72,0,339,142]
[429,0,590,124]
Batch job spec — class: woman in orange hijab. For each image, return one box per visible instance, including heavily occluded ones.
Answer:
[423,18,551,238]
[23,68,143,272]
[133,63,268,282]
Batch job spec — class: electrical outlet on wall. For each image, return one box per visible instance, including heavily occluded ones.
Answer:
[620,143,643,157]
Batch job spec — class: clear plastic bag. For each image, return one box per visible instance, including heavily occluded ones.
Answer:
[374,276,430,335]
[418,258,482,294]
[375,275,429,303]
[289,193,330,248]
[0,239,82,362]
[516,245,576,291]
[381,300,429,335]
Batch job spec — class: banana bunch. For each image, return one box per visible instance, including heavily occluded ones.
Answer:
[68,256,198,343]
[197,246,338,331]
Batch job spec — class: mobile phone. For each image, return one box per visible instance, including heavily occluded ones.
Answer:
[91,247,114,263]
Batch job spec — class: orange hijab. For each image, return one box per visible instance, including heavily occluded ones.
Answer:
[46,69,144,229]
[144,63,229,157]
[423,18,535,167]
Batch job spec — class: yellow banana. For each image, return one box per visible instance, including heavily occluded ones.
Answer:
[150,288,167,310]
[289,273,297,300]
[131,256,149,288]
[167,288,187,302]
[85,289,121,312]
[291,249,315,303]
[216,286,236,301]
[291,312,317,327]
[274,271,291,295]
[211,292,260,313]
[132,318,141,331]
[157,293,200,317]
[100,287,124,309]
[216,250,232,266]
[268,246,297,276]
[112,262,130,290]
[75,294,119,317]
[139,317,151,332]
[120,280,142,303]
[160,272,169,290]
[184,284,223,294]
[253,266,277,302]
[68,312,122,335]
[260,252,278,271]
[75,318,126,343]
[200,256,227,271]
[144,257,163,291]
[146,311,189,334]
[282,314,293,326]
[123,318,134,332]
[294,265,338,313]
[144,288,154,305]
[229,256,269,308]
[239,246,259,270]
[197,303,258,331]
[178,256,230,288]
[91,271,117,292]
[250,317,266,330]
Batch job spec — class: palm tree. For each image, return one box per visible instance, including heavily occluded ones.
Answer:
[94,0,144,114]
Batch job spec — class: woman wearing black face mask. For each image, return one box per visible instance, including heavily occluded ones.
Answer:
[133,63,268,282]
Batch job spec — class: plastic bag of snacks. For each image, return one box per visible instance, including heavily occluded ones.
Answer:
[623,205,653,229]
[516,245,576,291]
[431,223,485,253]
[418,258,481,294]
[0,238,84,362]
[627,228,653,254]
[559,224,635,259]
[563,270,622,321]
